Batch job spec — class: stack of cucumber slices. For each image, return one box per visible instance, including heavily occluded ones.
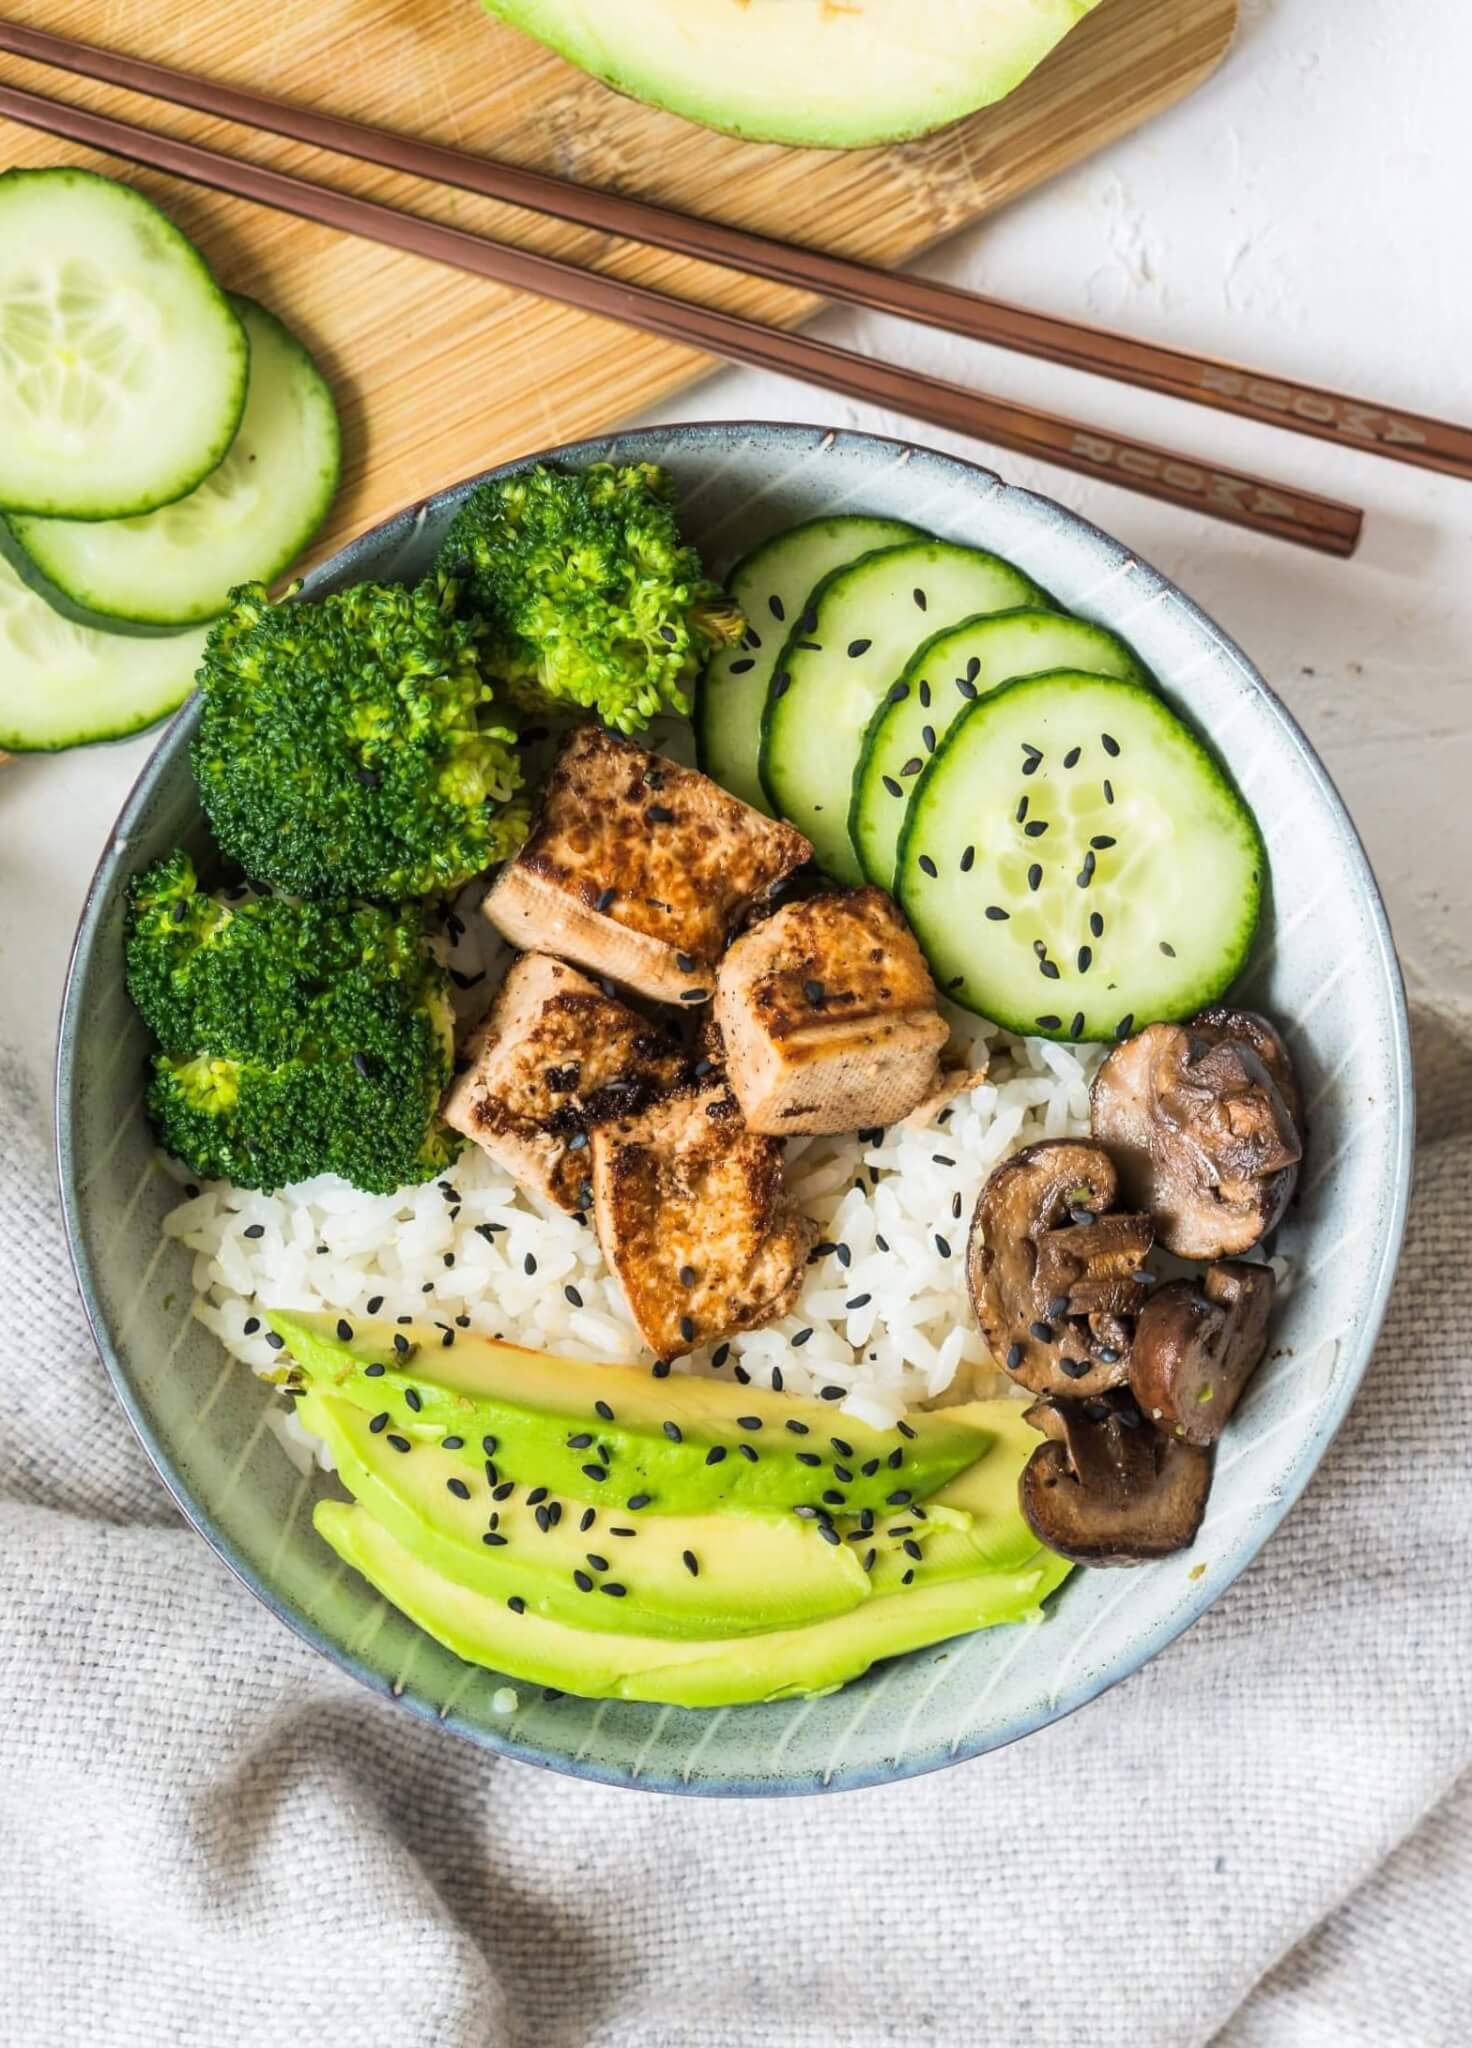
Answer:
[0,168,340,753]
[697,515,1264,1044]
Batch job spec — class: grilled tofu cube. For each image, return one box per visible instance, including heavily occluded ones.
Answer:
[714,887,950,1135]
[590,1082,816,1357]
[442,953,688,1212]
[481,724,811,1003]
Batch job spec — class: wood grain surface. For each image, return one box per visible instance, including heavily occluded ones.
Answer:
[0,0,1238,569]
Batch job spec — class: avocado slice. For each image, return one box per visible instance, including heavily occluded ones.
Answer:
[481,0,1104,150]
[315,1501,1071,1707]
[269,1310,990,1515]
[311,1396,1073,1703]
[298,1388,869,1638]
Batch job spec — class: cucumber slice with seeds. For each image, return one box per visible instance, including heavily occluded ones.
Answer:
[896,671,1264,1041]
[696,514,922,812]
[0,546,207,752]
[5,298,340,629]
[760,539,1050,882]
[0,167,248,520]
[851,608,1154,892]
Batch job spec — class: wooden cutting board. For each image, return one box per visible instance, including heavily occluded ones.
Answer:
[0,0,1237,569]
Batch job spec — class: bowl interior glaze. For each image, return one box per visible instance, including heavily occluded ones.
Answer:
[57,424,1412,1795]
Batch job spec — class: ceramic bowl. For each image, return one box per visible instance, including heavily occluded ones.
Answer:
[57,423,1412,1795]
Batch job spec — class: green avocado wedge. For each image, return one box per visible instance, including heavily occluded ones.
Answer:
[301,1390,1045,1641]
[270,1311,992,1516]
[313,1398,1071,1706]
[477,2,1104,152]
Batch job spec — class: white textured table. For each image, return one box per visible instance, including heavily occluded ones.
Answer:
[2,0,1467,1105]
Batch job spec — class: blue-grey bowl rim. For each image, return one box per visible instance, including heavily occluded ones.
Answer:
[55,420,1415,1797]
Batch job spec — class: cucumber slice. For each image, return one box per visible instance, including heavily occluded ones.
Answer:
[851,609,1153,891]
[0,547,208,752]
[760,540,1049,882]
[696,514,922,812]
[5,298,340,629]
[896,671,1264,1042]
[0,167,248,520]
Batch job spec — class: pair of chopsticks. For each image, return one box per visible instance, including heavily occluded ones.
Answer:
[2,23,1464,555]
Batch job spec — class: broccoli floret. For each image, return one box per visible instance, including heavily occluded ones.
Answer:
[126,853,460,1194]
[438,462,743,733]
[191,577,527,901]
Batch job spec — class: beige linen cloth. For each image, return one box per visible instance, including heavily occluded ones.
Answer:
[0,1004,1467,2048]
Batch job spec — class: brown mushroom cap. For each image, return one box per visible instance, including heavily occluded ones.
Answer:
[1130,1260,1276,1446]
[967,1140,1154,1400]
[1019,1392,1213,1566]
[1090,1008,1303,1260]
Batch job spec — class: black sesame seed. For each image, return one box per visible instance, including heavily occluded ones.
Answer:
[647,805,675,824]
[243,1317,260,1337]
[898,1420,916,1440]
[887,1490,913,1506]
[594,886,617,913]
[1035,1014,1061,1030]
[404,1387,423,1413]
[956,675,978,700]
[771,670,790,700]
[679,1315,696,1344]
[901,757,923,777]
[786,1419,810,1436]
[447,1477,471,1501]
[1090,835,1117,850]
[887,1448,904,1470]
[863,1548,877,1571]
[1040,960,1061,980]
[769,594,786,621]
[771,1367,784,1392]
[1160,940,1176,957]
[1091,912,1104,938]
[919,679,931,707]
[682,1549,700,1578]
[1006,1343,1025,1370]
[847,638,872,658]
[564,1284,583,1308]
[573,1570,594,1593]
[830,1437,854,1458]
[737,1443,758,1463]
[819,1524,842,1546]
[882,775,903,799]
[388,1435,411,1454]
[836,1242,854,1265]
[609,1526,636,1538]
[651,1359,671,1379]
[922,724,936,753]
[527,1486,548,1506]
[579,1508,596,1533]
[935,1234,951,1258]
[845,1293,872,1310]
[482,1532,508,1547]
[960,846,976,873]
[822,1489,846,1506]
[737,1415,762,1432]
[1063,745,1082,768]
[535,1506,551,1532]
[523,1253,537,1276]
[1103,778,1115,804]
[1028,863,1043,892]
[1101,732,1120,756]
[913,588,928,609]
[833,1464,853,1483]
[1070,1013,1086,1040]
[600,1582,628,1598]
[1097,1345,1122,1364]
[862,1458,880,1477]
[1116,1013,1135,1039]
[706,1445,727,1466]
[567,1432,592,1450]
[792,1328,814,1347]
[903,1538,923,1562]
[888,680,910,705]
[902,1569,915,1586]
[492,1481,514,1501]
[627,1494,652,1510]
[918,854,938,878]
[985,904,1009,921]
[804,979,826,1007]
[369,1412,390,1434]
[581,1463,608,1482]
[1060,1357,1092,1380]
[728,657,754,674]
[712,1343,731,1369]
[243,1223,265,1240]
[334,1318,354,1342]
[819,1384,845,1401]
[1076,853,1096,889]
[796,1451,822,1467]
[1016,795,1029,823]
[1030,1320,1055,1343]
[1024,819,1048,839]
[1077,945,1093,973]
[364,1362,386,1379]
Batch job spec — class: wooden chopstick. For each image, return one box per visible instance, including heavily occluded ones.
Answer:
[0,76,1362,555]
[3,18,1464,482]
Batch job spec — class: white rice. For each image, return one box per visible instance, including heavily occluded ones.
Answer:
[162,880,1106,1455]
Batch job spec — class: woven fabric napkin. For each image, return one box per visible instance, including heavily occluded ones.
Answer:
[1,1004,1468,2048]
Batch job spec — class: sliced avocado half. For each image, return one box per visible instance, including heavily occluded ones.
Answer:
[300,1390,1043,1641]
[316,1432,1070,1708]
[270,1310,990,1515]
[481,0,1104,150]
